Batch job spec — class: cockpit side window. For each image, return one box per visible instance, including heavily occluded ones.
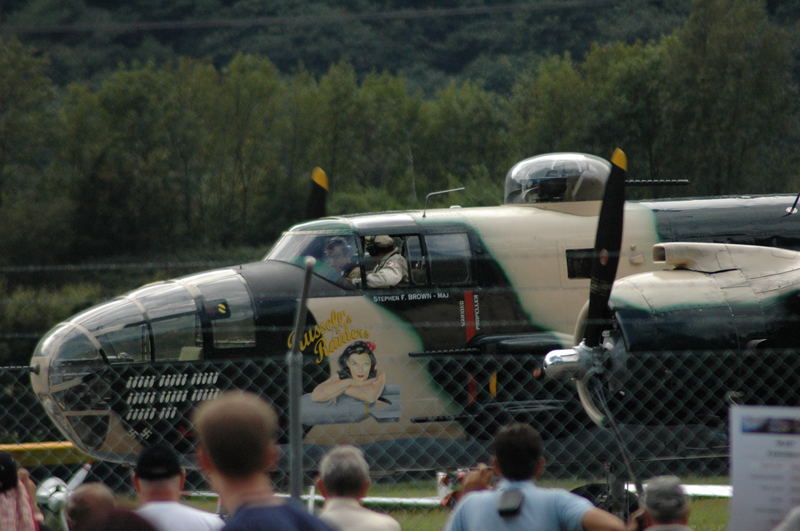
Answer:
[425,233,472,285]
[196,275,256,350]
[267,232,359,287]
[352,234,415,289]
[405,235,427,285]
[134,283,197,362]
[350,233,472,288]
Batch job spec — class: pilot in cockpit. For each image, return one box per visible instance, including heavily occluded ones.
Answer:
[353,235,409,288]
[323,237,356,282]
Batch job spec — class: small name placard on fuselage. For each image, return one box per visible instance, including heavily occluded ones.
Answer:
[372,291,450,303]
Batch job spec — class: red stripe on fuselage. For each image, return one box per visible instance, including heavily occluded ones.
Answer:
[464,290,476,341]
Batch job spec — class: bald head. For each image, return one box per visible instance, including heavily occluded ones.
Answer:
[192,391,278,479]
[66,482,115,531]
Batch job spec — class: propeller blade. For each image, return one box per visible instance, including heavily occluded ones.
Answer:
[306,166,329,219]
[584,148,627,347]
[66,462,92,491]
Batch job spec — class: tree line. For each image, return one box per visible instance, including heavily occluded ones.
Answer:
[3,0,695,90]
[0,0,798,363]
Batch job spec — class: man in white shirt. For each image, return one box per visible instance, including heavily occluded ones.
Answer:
[317,445,400,531]
[132,444,223,531]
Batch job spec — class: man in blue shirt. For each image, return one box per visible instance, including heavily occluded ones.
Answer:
[445,423,624,531]
[193,391,333,531]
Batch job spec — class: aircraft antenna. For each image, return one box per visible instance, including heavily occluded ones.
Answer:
[422,187,464,218]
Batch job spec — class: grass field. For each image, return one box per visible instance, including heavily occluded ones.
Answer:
[184,476,730,530]
[367,477,730,531]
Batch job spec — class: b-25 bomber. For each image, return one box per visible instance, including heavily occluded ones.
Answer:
[28,150,800,470]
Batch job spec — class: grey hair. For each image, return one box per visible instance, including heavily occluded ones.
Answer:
[319,445,370,497]
[642,475,689,523]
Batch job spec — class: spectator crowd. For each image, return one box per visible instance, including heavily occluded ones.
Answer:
[3,390,797,530]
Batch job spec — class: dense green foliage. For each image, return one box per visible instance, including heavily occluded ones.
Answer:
[1,0,799,363]
[4,0,693,90]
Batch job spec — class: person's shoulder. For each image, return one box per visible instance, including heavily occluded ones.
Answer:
[561,489,593,506]
[452,487,499,511]
[281,501,328,519]
[534,484,592,502]
[526,484,594,515]
[183,503,224,526]
[284,502,335,530]
[137,502,223,530]
[377,511,401,531]
[361,506,401,530]
[177,501,222,515]
[321,502,399,531]
[445,490,498,531]
[226,503,333,531]
[523,485,600,529]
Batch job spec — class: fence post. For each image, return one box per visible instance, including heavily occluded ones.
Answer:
[286,257,315,503]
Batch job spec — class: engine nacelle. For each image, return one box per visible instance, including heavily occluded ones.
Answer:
[610,242,800,353]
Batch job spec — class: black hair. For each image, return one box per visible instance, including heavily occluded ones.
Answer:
[491,423,543,480]
[337,340,377,380]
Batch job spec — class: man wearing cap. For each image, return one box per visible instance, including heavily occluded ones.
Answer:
[132,444,223,531]
[631,476,692,531]
[355,235,408,288]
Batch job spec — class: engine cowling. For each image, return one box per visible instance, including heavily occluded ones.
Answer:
[611,242,800,353]
[544,242,800,427]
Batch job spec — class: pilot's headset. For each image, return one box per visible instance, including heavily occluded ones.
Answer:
[366,235,394,255]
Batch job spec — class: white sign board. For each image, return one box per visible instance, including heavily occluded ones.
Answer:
[730,405,800,531]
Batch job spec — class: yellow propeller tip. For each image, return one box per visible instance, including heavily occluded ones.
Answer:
[610,148,627,171]
[312,167,329,190]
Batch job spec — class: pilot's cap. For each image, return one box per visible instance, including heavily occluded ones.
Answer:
[372,235,395,250]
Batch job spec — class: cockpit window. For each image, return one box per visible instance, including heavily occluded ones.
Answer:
[195,274,256,349]
[37,324,97,362]
[266,233,359,287]
[405,236,427,285]
[426,233,472,285]
[268,231,474,289]
[129,282,198,361]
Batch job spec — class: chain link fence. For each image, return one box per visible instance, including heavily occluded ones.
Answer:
[4,341,794,528]
[3,257,799,529]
